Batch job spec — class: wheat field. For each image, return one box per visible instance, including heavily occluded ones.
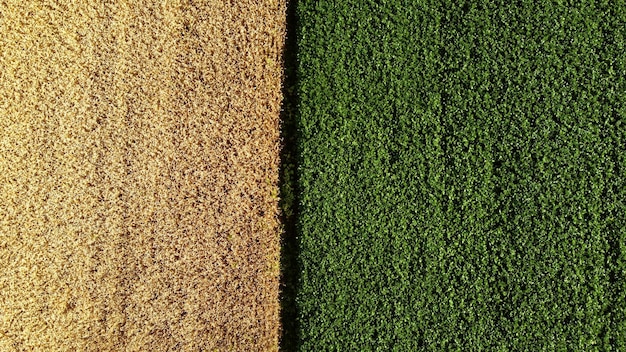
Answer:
[0,1,285,350]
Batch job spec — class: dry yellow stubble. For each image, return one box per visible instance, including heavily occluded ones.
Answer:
[0,0,286,350]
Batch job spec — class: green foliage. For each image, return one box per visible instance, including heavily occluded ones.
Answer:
[295,0,626,350]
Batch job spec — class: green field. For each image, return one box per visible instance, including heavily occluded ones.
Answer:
[295,0,626,350]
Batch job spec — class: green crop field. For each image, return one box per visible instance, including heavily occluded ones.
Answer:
[294,0,626,350]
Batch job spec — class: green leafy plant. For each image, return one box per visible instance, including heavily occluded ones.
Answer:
[295,0,626,350]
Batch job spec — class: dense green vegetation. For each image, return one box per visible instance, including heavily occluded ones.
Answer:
[295,0,626,350]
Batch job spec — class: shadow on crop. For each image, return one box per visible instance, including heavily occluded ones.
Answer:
[279,0,301,350]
